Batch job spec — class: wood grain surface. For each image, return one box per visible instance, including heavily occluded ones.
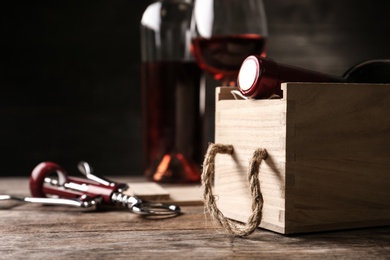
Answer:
[214,84,390,234]
[0,178,389,259]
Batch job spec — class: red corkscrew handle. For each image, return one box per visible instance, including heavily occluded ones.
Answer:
[30,161,123,204]
[29,162,68,198]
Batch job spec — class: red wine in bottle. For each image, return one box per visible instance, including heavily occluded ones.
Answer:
[141,0,203,183]
[191,34,267,82]
[141,61,203,183]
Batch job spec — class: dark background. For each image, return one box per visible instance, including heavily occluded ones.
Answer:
[1,0,389,177]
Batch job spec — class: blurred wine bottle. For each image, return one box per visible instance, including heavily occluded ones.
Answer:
[343,59,390,83]
[140,0,203,183]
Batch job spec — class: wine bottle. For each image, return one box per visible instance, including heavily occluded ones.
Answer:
[141,0,203,183]
[343,59,390,83]
[237,55,390,99]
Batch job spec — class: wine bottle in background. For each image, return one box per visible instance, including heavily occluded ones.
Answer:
[140,0,203,183]
[237,55,390,99]
[343,59,390,83]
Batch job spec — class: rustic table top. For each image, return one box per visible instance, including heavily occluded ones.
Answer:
[1,177,389,259]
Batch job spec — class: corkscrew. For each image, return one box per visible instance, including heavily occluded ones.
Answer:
[0,161,180,216]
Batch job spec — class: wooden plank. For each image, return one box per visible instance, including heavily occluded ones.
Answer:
[1,178,390,259]
[123,182,170,201]
[214,87,287,233]
[283,83,390,233]
[123,181,203,206]
[162,185,203,206]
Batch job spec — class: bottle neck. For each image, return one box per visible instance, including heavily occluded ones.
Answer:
[238,56,346,99]
[141,0,194,62]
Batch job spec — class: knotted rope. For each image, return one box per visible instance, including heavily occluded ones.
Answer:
[201,143,268,237]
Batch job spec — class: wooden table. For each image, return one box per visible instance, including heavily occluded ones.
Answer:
[1,178,389,259]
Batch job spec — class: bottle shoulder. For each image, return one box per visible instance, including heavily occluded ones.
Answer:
[343,60,390,83]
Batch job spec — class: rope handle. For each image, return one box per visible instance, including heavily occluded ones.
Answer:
[201,143,268,237]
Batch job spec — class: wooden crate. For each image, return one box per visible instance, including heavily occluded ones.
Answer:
[213,83,390,234]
